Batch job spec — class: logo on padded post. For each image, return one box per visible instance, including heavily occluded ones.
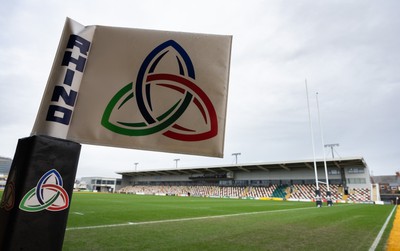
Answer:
[19,169,69,212]
[102,40,218,141]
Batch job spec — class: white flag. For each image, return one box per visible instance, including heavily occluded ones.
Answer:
[32,18,232,157]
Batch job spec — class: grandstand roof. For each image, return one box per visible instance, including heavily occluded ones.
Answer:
[117,156,367,177]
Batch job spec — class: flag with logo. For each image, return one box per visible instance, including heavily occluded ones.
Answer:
[31,18,232,157]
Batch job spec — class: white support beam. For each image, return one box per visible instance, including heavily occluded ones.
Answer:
[280,164,290,171]
[257,165,270,172]
[304,162,313,170]
[220,167,232,172]
[204,168,218,173]
[177,170,191,175]
[238,166,251,173]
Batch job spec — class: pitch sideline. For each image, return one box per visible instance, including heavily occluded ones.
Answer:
[369,205,397,251]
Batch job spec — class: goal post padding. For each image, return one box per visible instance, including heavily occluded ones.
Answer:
[0,135,80,251]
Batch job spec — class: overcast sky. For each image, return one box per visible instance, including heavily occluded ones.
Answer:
[1,0,399,178]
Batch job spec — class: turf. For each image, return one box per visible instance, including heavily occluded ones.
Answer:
[62,193,395,251]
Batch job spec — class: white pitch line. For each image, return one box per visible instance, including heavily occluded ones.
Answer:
[369,205,397,251]
[66,206,316,231]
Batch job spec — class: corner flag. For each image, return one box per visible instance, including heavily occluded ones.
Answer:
[32,18,232,157]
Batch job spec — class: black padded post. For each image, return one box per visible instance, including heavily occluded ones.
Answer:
[0,135,80,251]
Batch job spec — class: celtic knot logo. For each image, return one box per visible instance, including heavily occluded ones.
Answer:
[19,169,69,212]
[101,40,218,141]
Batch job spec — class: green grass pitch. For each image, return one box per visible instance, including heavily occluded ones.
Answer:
[62,193,396,251]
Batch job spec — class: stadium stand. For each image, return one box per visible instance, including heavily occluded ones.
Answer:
[0,157,12,176]
[247,185,276,198]
[271,184,288,198]
[118,184,371,203]
[347,188,371,202]
[117,157,376,203]
[287,184,342,201]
